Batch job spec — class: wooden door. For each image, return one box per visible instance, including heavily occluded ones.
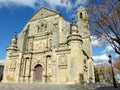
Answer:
[34,64,42,82]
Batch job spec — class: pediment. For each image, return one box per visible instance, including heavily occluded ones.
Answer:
[29,7,60,22]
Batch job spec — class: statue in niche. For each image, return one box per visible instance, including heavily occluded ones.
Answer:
[53,24,58,30]
[41,23,44,32]
[37,20,47,32]
[45,24,47,31]
[37,25,40,33]
[37,21,41,32]
[28,41,33,50]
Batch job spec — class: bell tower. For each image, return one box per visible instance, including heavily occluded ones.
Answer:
[76,6,89,38]
[76,6,95,83]
[76,6,92,58]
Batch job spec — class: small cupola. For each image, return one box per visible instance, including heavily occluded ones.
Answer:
[11,32,17,46]
[7,32,18,51]
[67,18,82,45]
[71,17,78,34]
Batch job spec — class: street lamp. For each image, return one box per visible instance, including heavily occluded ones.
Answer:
[108,55,118,88]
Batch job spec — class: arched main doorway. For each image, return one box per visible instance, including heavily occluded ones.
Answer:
[33,64,42,82]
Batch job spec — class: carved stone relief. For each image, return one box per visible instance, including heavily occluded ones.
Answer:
[34,40,46,51]
[9,60,16,71]
[58,54,67,69]
[36,42,42,50]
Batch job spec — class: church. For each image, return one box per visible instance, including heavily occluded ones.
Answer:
[3,6,95,84]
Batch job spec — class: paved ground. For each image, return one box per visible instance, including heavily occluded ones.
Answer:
[96,83,120,90]
[0,83,119,90]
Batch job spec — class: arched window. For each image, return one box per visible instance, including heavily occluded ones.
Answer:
[80,13,83,18]
[41,23,44,31]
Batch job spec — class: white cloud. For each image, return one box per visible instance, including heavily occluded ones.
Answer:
[43,0,72,10]
[0,59,5,65]
[0,0,39,8]
[101,45,115,54]
[91,35,115,54]
[91,38,101,47]
[0,0,89,10]
[74,0,90,7]
[91,36,105,47]
[93,54,109,65]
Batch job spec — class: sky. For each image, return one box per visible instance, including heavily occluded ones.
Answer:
[0,0,119,65]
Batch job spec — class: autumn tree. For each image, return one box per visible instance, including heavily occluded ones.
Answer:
[114,56,120,73]
[105,65,113,81]
[95,64,117,82]
[94,67,100,82]
[94,65,106,82]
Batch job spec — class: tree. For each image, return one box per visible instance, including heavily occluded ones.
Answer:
[95,65,106,82]
[88,0,120,55]
[94,67,100,82]
[95,64,118,83]
[105,65,113,81]
[114,56,120,72]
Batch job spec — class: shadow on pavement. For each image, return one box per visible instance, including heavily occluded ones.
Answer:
[96,83,120,90]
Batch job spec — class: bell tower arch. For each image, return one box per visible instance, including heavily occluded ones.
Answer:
[76,6,89,38]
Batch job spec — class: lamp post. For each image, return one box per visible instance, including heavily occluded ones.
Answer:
[108,55,118,88]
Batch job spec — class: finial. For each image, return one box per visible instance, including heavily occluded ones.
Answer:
[13,32,17,38]
[72,16,76,25]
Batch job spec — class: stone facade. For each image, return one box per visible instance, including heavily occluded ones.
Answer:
[3,6,95,84]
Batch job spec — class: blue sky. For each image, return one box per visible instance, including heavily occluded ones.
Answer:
[0,0,118,65]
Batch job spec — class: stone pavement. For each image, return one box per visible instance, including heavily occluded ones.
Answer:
[0,83,97,90]
[0,83,119,90]
[96,83,120,90]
